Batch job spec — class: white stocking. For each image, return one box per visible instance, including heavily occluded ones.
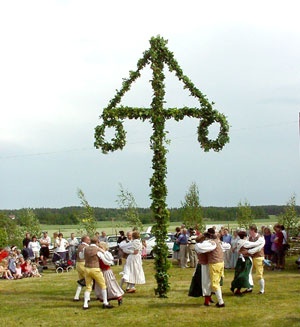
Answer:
[215,289,224,305]
[83,291,90,308]
[101,289,108,305]
[74,285,82,300]
[259,279,265,293]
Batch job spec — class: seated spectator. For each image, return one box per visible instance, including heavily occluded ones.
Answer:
[23,259,33,277]
[0,247,9,262]
[31,263,42,277]
[15,262,23,279]
[0,259,14,279]
[8,250,17,278]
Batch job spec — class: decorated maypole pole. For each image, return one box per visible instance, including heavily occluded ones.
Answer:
[94,36,230,297]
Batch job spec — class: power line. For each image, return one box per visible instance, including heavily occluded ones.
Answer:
[0,120,298,159]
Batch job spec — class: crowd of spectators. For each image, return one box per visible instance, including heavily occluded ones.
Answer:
[0,245,42,279]
[172,223,298,271]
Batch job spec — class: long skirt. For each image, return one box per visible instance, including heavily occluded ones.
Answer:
[95,269,124,301]
[188,263,211,297]
[121,254,145,284]
[231,256,253,291]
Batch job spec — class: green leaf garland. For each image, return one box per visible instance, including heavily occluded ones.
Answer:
[94,35,230,297]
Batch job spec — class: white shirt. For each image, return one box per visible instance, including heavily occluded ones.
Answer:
[28,241,41,252]
[56,238,69,252]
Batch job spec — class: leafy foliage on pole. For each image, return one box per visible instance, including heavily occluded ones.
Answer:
[181,182,204,231]
[94,36,230,297]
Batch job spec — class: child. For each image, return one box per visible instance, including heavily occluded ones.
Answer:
[0,259,14,279]
[94,241,124,305]
[23,259,33,277]
[31,263,42,277]
[15,262,23,279]
[141,239,147,259]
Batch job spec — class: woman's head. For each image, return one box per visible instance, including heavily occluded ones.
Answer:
[132,231,140,240]
[99,241,109,251]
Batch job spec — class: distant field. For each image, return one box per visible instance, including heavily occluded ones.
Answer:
[41,218,278,238]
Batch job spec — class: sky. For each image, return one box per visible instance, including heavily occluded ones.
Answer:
[1,0,300,210]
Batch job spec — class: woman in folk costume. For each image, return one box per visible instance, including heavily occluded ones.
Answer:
[194,228,231,308]
[119,230,145,293]
[230,230,255,295]
[189,234,214,306]
[94,242,124,305]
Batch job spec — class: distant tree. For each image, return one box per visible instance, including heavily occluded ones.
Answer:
[17,209,41,238]
[181,182,204,232]
[77,188,97,237]
[278,194,299,236]
[116,184,144,231]
[237,200,254,230]
[0,213,23,248]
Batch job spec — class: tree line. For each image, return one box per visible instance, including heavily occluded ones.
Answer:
[1,204,298,226]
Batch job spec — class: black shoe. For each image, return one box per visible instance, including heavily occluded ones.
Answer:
[216,303,225,308]
[77,279,86,287]
[230,287,234,293]
[242,289,252,294]
[118,299,122,306]
[234,291,243,297]
[103,303,114,309]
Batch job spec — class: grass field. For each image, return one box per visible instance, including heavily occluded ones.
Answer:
[41,219,278,239]
[1,255,299,327]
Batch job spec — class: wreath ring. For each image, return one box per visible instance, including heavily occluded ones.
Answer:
[198,112,229,152]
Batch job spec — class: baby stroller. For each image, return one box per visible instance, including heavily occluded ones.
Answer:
[53,252,74,273]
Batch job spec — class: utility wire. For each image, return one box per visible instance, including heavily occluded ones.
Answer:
[0,120,298,160]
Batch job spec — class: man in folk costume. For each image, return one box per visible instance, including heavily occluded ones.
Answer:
[189,234,214,306]
[73,235,90,301]
[241,224,266,294]
[80,237,113,309]
[195,228,231,308]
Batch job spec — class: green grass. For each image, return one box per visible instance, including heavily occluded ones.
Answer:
[1,256,299,327]
[42,219,278,239]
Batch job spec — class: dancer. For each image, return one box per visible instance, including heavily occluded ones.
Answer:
[119,230,145,293]
[94,242,124,305]
[230,230,256,295]
[189,234,214,306]
[194,228,230,308]
[81,237,113,309]
[242,225,266,294]
[73,235,90,301]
